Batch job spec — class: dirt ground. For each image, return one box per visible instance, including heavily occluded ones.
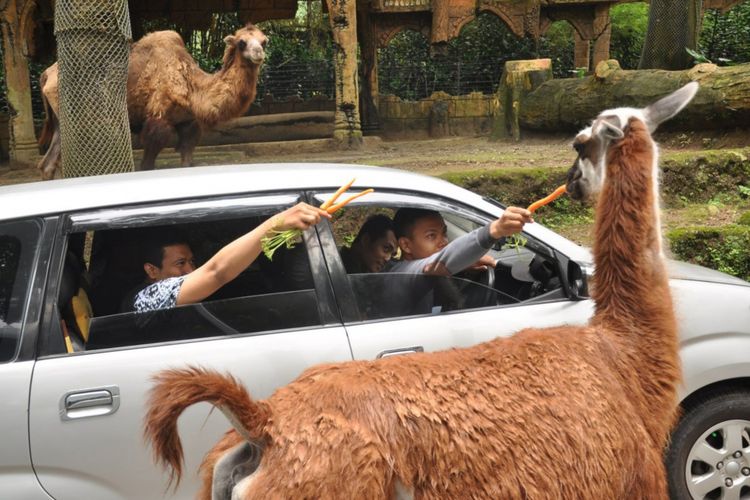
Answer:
[3,129,749,186]
[2,131,747,247]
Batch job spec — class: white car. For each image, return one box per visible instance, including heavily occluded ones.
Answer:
[1,163,748,499]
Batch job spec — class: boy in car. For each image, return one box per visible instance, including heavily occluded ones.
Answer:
[390,206,532,275]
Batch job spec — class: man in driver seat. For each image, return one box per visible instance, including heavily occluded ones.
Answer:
[383,206,532,314]
[389,206,532,276]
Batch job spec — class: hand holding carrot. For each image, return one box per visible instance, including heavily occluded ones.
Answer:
[262,180,374,260]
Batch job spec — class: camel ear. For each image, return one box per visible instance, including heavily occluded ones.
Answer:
[592,115,624,141]
[224,35,236,46]
[643,82,699,132]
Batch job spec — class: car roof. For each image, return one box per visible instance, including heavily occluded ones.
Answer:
[0,163,485,221]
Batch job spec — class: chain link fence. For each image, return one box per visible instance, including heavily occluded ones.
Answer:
[256,59,335,100]
[55,0,134,177]
[639,0,702,69]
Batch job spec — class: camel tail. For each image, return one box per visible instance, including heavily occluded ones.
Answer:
[38,69,57,150]
[144,366,271,489]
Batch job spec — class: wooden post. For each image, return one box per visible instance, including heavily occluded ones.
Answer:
[573,30,590,72]
[326,0,363,147]
[0,0,39,164]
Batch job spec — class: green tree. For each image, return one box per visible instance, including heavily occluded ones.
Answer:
[610,2,649,69]
[699,1,750,64]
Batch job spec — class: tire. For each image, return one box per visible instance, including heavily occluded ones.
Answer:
[665,388,750,500]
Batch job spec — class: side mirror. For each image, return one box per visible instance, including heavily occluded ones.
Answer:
[566,260,589,300]
[554,250,589,301]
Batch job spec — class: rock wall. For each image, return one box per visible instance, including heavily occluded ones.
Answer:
[377,91,495,139]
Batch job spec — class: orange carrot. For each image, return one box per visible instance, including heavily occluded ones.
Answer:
[528,184,567,213]
[320,177,356,210]
[326,188,375,214]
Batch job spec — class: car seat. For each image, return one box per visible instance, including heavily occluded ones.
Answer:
[58,251,93,352]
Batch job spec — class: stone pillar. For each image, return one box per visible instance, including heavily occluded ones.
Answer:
[326,0,363,148]
[1,0,39,164]
[357,0,380,134]
[573,30,590,72]
[591,5,611,69]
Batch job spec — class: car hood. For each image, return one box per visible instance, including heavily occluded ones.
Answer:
[665,259,750,287]
[569,245,749,288]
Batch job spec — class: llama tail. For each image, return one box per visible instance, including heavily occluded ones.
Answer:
[144,366,271,489]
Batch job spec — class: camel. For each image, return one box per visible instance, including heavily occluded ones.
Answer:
[36,23,267,179]
[144,83,699,499]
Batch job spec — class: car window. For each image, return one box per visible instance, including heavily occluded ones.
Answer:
[0,219,41,363]
[54,198,330,353]
[323,200,567,323]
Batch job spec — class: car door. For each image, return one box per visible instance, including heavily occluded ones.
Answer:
[28,193,353,499]
[315,190,594,360]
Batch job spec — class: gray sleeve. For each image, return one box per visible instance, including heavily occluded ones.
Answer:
[390,225,502,275]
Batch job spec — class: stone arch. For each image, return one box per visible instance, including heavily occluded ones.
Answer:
[377,23,429,48]
[477,6,524,38]
[18,0,37,57]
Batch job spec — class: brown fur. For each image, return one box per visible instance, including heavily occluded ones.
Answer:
[36,24,266,178]
[144,119,679,499]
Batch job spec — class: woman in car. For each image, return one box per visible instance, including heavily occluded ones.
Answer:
[339,214,398,274]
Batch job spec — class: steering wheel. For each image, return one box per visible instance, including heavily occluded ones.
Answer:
[454,265,498,308]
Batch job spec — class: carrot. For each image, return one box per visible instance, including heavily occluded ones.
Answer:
[320,177,356,210]
[326,188,375,214]
[527,184,567,213]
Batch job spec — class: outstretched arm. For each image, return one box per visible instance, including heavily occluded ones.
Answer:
[176,202,330,306]
[394,206,533,275]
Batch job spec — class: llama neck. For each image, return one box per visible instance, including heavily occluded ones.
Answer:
[591,119,680,443]
[191,61,259,127]
[591,119,667,326]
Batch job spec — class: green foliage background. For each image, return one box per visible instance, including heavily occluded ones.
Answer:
[2,1,750,122]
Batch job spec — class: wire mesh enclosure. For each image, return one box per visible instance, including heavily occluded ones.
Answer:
[55,0,134,177]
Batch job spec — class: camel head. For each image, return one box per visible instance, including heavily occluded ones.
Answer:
[223,23,267,67]
[566,82,699,201]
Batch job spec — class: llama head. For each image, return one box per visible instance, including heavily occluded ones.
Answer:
[224,23,268,66]
[566,82,699,201]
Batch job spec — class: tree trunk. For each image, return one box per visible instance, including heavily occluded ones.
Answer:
[639,0,702,70]
[520,60,750,132]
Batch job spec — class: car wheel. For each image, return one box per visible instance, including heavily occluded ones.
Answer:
[666,389,750,500]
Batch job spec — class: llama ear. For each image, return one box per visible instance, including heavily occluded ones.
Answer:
[224,35,236,46]
[643,82,699,132]
[592,115,624,141]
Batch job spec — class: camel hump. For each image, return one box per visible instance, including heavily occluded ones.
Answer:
[134,30,186,52]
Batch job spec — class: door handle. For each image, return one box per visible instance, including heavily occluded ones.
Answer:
[376,346,424,359]
[60,385,120,421]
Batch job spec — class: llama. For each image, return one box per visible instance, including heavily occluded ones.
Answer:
[144,83,699,499]
[37,23,267,179]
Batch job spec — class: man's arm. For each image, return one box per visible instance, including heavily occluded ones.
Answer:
[176,202,330,306]
[392,206,532,275]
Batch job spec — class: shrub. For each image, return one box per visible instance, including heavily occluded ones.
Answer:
[668,225,750,281]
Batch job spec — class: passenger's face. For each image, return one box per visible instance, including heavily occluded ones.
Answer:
[146,244,196,282]
[400,215,448,260]
[361,230,397,272]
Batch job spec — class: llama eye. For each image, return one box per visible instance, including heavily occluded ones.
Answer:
[238,40,247,51]
[573,142,584,154]
[261,39,268,48]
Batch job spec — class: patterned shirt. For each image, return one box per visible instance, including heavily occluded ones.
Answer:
[133,276,186,313]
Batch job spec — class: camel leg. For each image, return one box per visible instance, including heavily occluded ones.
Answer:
[139,117,173,171]
[175,121,201,167]
[37,125,62,180]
